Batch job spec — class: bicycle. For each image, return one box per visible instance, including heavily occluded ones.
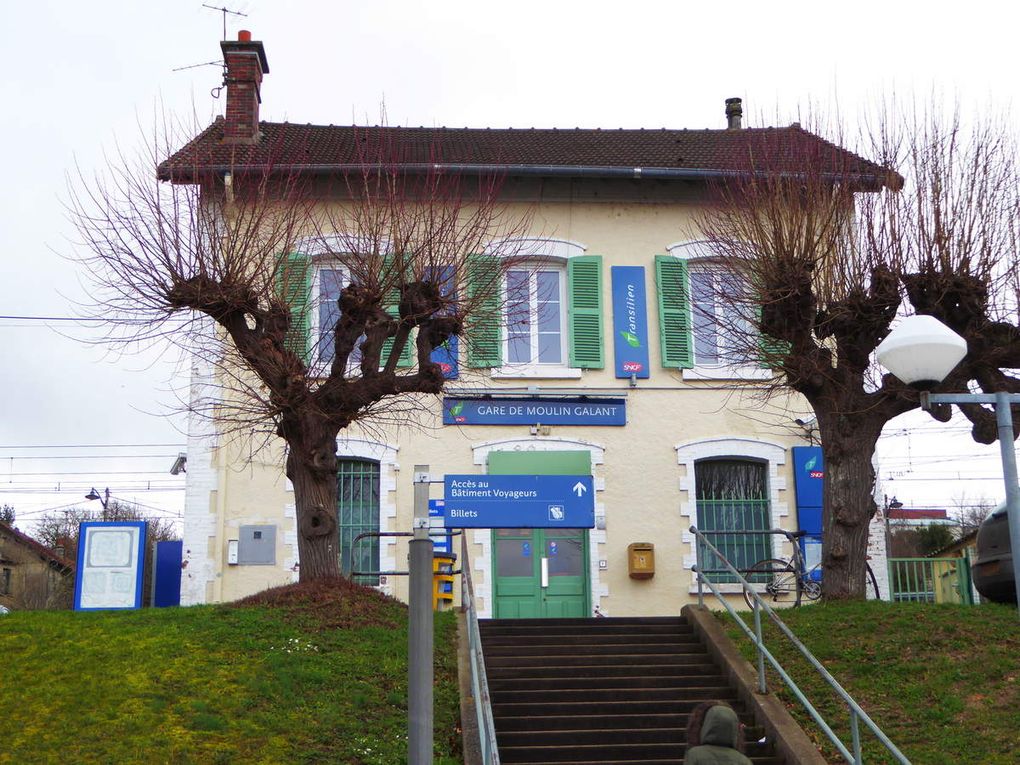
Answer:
[742,530,879,609]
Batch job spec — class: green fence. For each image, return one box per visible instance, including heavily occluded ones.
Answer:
[887,556,975,605]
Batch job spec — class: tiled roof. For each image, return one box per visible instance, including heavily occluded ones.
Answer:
[158,119,899,188]
[0,521,75,571]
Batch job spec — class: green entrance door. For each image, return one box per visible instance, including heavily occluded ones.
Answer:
[490,451,591,619]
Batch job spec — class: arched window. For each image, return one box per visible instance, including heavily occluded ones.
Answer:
[694,458,771,581]
[337,458,381,585]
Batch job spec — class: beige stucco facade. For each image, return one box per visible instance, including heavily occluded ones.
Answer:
[181,187,816,616]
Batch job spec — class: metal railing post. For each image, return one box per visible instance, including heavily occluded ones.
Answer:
[753,599,767,694]
[850,709,862,764]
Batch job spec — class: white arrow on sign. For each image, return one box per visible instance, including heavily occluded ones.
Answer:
[572,481,588,497]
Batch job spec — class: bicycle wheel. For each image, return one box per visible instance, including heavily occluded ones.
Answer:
[802,579,822,600]
[742,558,802,610]
[865,562,881,600]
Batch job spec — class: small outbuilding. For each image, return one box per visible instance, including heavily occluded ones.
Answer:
[0,521,75,610]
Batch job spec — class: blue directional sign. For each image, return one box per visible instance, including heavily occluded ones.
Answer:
[442,474,595,528]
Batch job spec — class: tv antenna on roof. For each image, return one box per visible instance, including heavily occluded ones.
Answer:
[202,3,248,41]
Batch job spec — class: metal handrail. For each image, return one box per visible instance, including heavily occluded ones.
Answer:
[690,525,911,765]
[460,533,501,765]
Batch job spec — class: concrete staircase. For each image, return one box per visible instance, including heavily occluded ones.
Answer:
[479,615,784,765]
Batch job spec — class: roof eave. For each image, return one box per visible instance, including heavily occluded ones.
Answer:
[158,161,898,191]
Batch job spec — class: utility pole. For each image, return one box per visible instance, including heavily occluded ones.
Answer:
[408,465,434,764]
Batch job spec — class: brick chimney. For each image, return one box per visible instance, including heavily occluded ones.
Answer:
[220,30,270,144]
[725,97,743,130]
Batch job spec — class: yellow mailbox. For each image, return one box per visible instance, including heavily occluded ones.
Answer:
[627,542,655,579]
[432,552,457,610]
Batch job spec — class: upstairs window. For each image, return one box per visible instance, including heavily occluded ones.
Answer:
[466,239,603,377]
[657,242,766,379]
[505,267,566,365]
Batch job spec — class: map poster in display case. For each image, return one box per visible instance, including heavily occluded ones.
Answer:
[73,521,148,611]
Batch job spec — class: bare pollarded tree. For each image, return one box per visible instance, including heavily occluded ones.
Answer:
[696,107,1020,599]
[70,123,533,581]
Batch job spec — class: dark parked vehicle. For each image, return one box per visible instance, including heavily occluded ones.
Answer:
[972,502,1016,605]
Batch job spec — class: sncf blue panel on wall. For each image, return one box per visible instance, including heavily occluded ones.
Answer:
[792,446,824,534]
[611,266,650,379]
[152,540,183,608]
[792,446,824,581]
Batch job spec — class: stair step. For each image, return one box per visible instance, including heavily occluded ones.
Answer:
[497,729,776,754]
[491,698,738,717]
[481,632,697,644]
[493,712,760,733]
[483,640,705,660]
[482,616,686,627]
[489,674,728,692]
[485,652,710,668]
[486,662,720,680]
[481,623,692,637]
[498,727,686,747]
[491,686,736,704]
[498,744,778,764]
[494,712,688,732]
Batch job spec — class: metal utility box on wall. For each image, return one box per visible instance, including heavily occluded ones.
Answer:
[628,542,655,579]
[237,525,276,565]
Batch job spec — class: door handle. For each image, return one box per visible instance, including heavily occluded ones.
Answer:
[540,557,549,588]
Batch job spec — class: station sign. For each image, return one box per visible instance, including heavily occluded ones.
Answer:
[443,397,626,426]
[441,474,595,528]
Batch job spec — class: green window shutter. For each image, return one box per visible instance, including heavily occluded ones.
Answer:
[277,252,311,361]
[380,255,414,368]
[655,255,693,369]
[756,307,789,370]
[568,255,604,369]
[466,254,502,368]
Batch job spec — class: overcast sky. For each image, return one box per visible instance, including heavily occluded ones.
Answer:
[2,1,1017,531]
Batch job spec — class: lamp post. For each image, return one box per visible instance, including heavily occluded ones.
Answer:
[877,315,1020,617]
[85,487,110,521]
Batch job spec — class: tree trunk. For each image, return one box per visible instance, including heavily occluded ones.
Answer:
[818,420,882,600]
[286,443,343,581]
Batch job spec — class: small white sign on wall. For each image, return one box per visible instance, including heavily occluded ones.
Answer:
[74,521,148,610]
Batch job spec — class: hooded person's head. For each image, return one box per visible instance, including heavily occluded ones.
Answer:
[686,700,746,752]
[699,704,741,748]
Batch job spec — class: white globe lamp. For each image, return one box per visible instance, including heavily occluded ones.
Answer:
[876,315,967,388]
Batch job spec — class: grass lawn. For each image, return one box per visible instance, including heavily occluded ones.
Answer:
[0,579,461,764]
[723,600,1019,764]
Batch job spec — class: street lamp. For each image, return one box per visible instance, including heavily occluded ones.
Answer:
[85,487,110,520]
[877,315,1020,616]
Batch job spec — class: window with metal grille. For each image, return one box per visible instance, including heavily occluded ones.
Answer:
[695,459,771,583]
[337,459,381,585]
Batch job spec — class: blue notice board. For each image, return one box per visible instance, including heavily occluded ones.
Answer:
[611,266,651,378]
[74,521,148,611]
[443,397,625,426]
[442,474,595,528]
